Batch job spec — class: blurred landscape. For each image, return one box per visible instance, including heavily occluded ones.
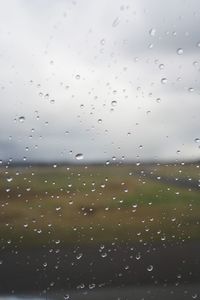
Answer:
[0,162,199,297]
[0,162,199,248]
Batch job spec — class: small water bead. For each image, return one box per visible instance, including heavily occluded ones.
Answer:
[19,116,25,123]
[193,61,198,67]
[111,100,117,107]
[100,39,105,45]
[161,78,167,84]
[50,99,55,104]
[159,64,164,70]
[89,283,96,290]
[156,98,161,103]
[44,93,49,99]
[75,153,84,160]
[6,177,13,182]
[195,138,200,143]
[147,265,154,272]
[188,87,194,92]
[135,252,141,260]
[112,17,120,27]
[101,252,107,258]
[197,41,200,48]
[75,74,80,80]
[177,48,183,55]
[64,295,70,300]
[76,253,83,260]
[98,119,102,124]
[149,28,156,36]
[148,43,154,49]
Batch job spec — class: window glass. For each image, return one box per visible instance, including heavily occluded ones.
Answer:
[0,1,200,299]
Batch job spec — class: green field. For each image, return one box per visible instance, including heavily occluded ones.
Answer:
[0,163,199,248]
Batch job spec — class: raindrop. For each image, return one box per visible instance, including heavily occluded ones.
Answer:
[159,64,164,70]
[112,17,120,27]
[75,74,80,80]
[89,283,96,289]
[149,28,156,36]
[161,78,167,84]
[101,252,107,258]
[111,100,117,107]
[6,177,13,182]
[188,87,194,92]
[76,253,83,260]
[19,116,25,123]
[194,138,200,143]
[75,153,84,160]
[136,252,141,260]
[177,48,183,55]
[147,265,153,272]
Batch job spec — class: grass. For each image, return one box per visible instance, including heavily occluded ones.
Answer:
[0,163,199,249]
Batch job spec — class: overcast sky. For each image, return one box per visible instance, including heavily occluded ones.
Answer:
[0,0,200,163]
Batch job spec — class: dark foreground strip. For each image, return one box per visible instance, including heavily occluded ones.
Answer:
[0,241,200,294]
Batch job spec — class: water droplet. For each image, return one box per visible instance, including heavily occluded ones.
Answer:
[75,74,80,80]
[98,119,102,124]
[19,116,25,123]
[147,265,153,272]
[161,78,167,84]
[89,283,95,289]
[111,100,117,107]
[76,253,83,260]
[149,28,156,36]
[195,138,200,143]
[159,64,164,70]
[135,252,141,260]
[100,39,105,45]
[112,17,120,27]
[156,98,161,103]
[177,48,183,55]
[50,99,55,104]
[188,87,194,92]
[75,153,84,160]
[101,252,107,258]
[64,295,70,300]
[197,42,200,48]
[6,177,13,182]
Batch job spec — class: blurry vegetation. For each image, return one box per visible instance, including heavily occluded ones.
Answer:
[0,163,199,248]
